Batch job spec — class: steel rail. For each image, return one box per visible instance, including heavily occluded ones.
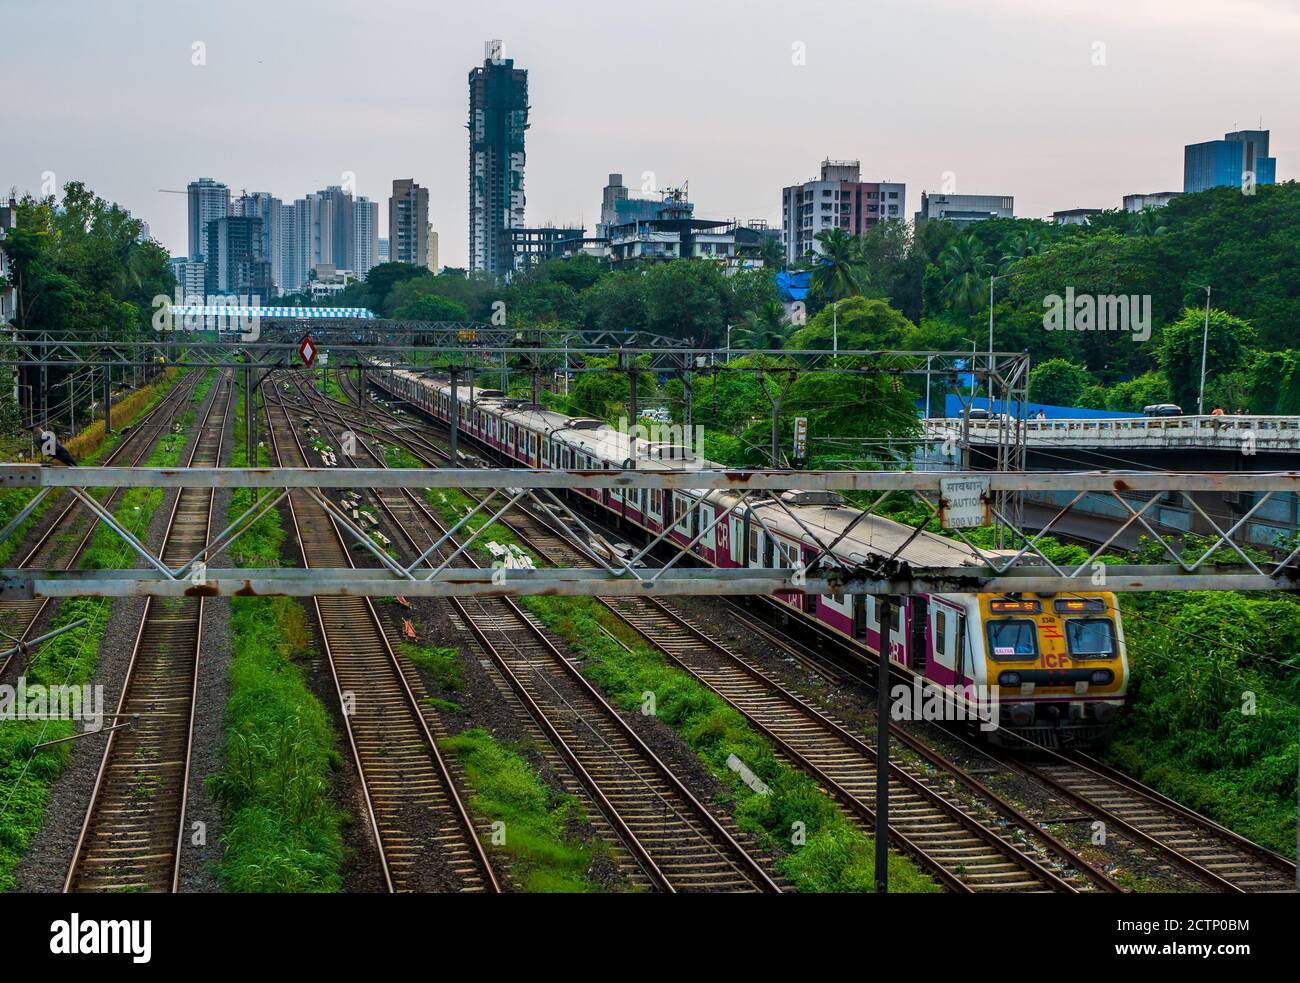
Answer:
[314,383,1103,893]
[291,378,781,893]
[262,381,500,894]
[65,372,232,893]
[0,373,203,680]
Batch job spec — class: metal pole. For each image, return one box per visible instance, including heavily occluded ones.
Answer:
[449,367,459,464]
[244,363,254,464]
[1198,285,1211,415]
[988,274,1001,408]
[875,594,893,894]
[102,365,111,435]
[924,354,932,420]
[627,357,639,468]
[683,368,693,432]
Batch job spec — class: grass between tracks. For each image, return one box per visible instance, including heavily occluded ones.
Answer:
[208,385,346,892]
[391,446,937,892]
[0,368,184,568]
[0,370,210,891]
[440,727,602,892]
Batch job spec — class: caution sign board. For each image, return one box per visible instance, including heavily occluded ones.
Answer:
[792,417,808,461]
[940,476,991,528]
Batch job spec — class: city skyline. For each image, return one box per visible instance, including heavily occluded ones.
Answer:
[2,0,1296,270]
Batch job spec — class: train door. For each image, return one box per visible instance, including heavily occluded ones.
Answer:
[853,594,867,638]
[801,546,816,614]
[910,597,929,673]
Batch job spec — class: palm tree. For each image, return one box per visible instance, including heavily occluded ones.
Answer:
[758,236,785,271]
[810,227,868,301]
[1129,208,1167,237]
[999,230,1043,273]
[735,301,795,350]
[939,235,990,314]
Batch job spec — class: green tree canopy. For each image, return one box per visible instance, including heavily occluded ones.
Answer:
[1159,307,1257,410]
[1028,358,1094,407]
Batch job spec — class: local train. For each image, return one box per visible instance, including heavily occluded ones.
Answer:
[370,365,1128,748]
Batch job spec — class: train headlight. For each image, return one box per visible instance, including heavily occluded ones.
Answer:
[1089,669,1114,685]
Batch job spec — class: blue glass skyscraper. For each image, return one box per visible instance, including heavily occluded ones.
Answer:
[1184,130,1277,192]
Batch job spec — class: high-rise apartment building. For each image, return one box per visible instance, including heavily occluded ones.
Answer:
[427,226,439,272]
[274,187,375,292]
[187,177,230,262]
[389,179,430,265]
[168,256,207,303]
[781,160,904,264]
[1,198,17,325]
[468,40,528,276]
[232,192,283,293]
[204,216,271,300]
[1184,129,1277,193]
[353,196,378,277]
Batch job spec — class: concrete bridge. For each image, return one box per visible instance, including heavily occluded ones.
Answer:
[925,414,1300,455]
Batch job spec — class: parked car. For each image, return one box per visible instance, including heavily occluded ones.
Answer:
[1142,403,1184,417]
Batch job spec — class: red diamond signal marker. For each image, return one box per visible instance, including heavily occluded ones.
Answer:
[298,334,316,368]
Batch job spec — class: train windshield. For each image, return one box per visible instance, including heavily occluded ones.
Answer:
[987,619,1037,660]
[1065,618,1116,658]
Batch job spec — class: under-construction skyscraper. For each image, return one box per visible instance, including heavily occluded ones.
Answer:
[468,40,528,276]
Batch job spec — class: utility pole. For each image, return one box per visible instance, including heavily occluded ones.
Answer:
[683,367,693,433]
[449,366,460,464]
[626,353,639,468]
[875,594,894,894]
[1198,284,1212,415]
[761,371,797,468]
[102,365,111,435]
[244,360,255,464]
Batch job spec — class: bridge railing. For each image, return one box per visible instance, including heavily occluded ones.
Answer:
[925,415,1300,444]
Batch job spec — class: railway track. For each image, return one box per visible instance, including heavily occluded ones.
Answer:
[311,369,1300,894]
[1008,752,1296,892]
[289,378,781,893]
[263,382,499,894]
[292,377,1124,892]
[0,373,202,681]
[65,373,232,893]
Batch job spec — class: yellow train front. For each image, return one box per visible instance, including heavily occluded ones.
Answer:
[969,592,1128,748]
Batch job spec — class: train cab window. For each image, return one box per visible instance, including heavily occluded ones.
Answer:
[1065,619,1116,659]
[987,620,1038,660]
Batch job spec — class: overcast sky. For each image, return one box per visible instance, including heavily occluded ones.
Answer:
[4,0,1297,269]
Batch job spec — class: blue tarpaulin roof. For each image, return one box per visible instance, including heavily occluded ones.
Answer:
[775,269,812,303]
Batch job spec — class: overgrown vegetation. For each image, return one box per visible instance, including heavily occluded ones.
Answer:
[209,386,347,892]
[0,368,184,568]
[0,372,210,890]
[441,727,601,892]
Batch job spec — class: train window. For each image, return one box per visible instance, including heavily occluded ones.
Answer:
[748,526,760,566]
[935,610,947,656]
[987,620,1037,660]
[1065,619,1116,659]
